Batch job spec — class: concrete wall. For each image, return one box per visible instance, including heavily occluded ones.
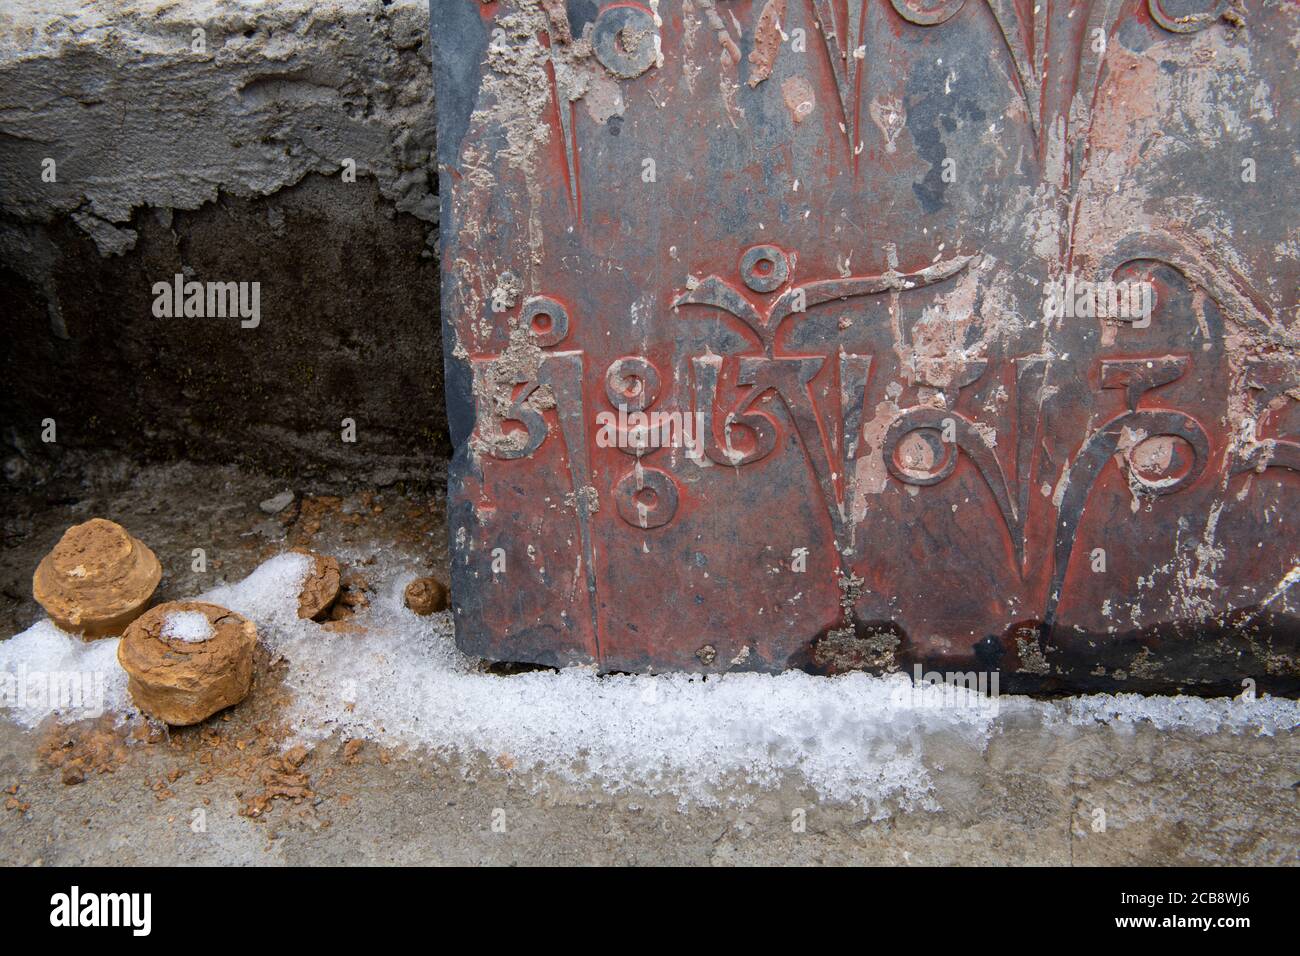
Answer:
[0,0,444,487]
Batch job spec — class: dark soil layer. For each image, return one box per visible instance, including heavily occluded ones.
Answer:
[1,174,447,487]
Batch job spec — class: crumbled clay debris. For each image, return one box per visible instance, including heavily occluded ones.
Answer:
[61,767,85,786]
[290,495,344,541]
[5,786,31,814]
[39,717,138,782]
[239,743,315,819]
[336,572,373,612]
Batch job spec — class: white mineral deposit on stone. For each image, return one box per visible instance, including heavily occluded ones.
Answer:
[0,551,1296,816]
[160,610,214,643]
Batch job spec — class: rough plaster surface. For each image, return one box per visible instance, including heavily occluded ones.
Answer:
[0,0,436,246]
[0,0,444,482]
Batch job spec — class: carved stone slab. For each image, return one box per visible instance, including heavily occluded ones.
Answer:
[432,0,1299,691]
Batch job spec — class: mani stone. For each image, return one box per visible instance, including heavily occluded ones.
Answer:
[404,576,449,615]
[433,1,1300,688]
[32,518,162,638]
[117,601,257,726]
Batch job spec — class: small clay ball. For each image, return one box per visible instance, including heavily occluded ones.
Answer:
[33,518,162,638]
[404,576,449,615]
[293,550,340,621]
[117,601,257,726]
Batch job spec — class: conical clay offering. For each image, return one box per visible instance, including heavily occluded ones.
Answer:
[404,576,449,615]
[117,601,258,726]
[33,518,162,638]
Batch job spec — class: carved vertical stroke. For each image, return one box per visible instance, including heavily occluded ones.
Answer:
[811,0,868,153]
[543,40,581,221]
[1015,354,1050,577]
[536,351,604,664]
[984,0,1042,141]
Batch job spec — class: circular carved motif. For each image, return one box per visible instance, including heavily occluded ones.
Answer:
[1147,0,1228,33]
[593,5,659,80]
[882,408,964,486]
[1122,412,1209,496]
[889,0,966,26]
[1128,435,1195,488]
[885,422,957,486]
[604,356,660,412]
[615,467,679,529]
[740,244,790,293]
[521,296,570,347]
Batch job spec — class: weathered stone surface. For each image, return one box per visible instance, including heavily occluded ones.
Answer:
[117,600,257,725]
[0,1,444,484]
[32,518,161,638]
[434,1,1300,688]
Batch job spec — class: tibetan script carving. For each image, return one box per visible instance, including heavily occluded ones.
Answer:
[433,0,1299,690]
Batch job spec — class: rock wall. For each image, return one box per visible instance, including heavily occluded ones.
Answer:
[0,0,444,486]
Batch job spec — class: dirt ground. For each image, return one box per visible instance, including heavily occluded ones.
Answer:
[1,459,1296,865]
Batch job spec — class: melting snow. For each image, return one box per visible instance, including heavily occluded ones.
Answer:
[161,610,213,643]
[0,620,128,727]
[0,551,1296,816]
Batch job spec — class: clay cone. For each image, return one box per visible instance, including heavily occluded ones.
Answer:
[117,601,258,726]
[404,576,449,615]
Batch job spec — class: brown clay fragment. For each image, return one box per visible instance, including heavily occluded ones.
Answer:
[338,571,372,610]
[117,601,258,726]
[32,518,162,638]
[292,549,341,621]
[404,576,449,615]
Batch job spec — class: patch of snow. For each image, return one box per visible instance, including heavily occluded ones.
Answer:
[188,552,998,815]
[0,621,129,727]
[197,551,313,628]
[161,610,213,643]
[279,616,996,818]
[1050,693,1295,736]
